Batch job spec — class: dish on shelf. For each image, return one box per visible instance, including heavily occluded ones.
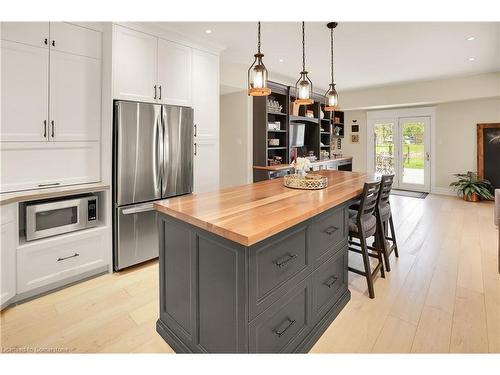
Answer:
[268,139,280,146]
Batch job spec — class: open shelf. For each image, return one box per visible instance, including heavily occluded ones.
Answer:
[289,115,319,123]
[268,129,286,133]
[268,111,287,116]
[267,146,287,150]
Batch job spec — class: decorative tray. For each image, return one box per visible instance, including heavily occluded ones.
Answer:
[283,173,328,190]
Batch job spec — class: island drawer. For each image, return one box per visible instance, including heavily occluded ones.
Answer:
[249,279,312,353]
[309,206,347,263]
[311,245,348,321]
[248,225,310,319]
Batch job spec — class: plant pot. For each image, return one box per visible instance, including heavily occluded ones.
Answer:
[463,192,480,202]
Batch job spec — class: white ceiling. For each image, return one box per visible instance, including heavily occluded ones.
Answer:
[155,22,500,92]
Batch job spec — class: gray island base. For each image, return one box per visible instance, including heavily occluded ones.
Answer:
[155,202,352,353]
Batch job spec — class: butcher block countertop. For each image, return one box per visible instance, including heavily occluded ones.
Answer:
[154,170,373,246]
[253,156,353,171]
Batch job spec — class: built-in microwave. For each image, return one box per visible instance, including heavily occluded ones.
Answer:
[25,194,98,241]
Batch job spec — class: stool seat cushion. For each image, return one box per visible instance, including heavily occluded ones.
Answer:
[348,209,377,237]
[379,203,392,221]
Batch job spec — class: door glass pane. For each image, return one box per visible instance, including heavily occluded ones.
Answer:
[36,207,78,231]
[401,121,425,185]
[374,122,395,177]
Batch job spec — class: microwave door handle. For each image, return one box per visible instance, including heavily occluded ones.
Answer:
[122,203,155,215]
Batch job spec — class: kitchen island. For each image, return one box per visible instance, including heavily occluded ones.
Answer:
[154,170,372,353]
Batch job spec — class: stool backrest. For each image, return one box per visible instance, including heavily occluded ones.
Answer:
[357,181,381,223]
[377,174,395,207]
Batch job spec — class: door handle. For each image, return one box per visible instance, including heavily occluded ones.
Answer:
[158,85,162,100]
[38,182,61,187]
[51,120,55,138]
[122,203,155,215]
[51,40,55,47]
[273,318,296,338]
[57,253,79,262]
[194,124,197,137]
[154,85,157,100]
[426,152,430,161]
[43,120,47,138]
[44,38,48,45]
[194,142,197,156]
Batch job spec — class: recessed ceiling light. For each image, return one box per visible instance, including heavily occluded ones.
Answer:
[466,36,475,41]
[468,57,476,61]
[279,58,284,63]
[205,29,212,34]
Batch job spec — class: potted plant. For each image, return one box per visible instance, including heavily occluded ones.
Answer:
[449,172,494,202]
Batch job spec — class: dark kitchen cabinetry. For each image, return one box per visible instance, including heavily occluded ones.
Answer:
[156,202,351,353]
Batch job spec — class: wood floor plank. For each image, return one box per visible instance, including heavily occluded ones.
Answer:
[371,315,417,353]
[411,305,453,353]
[450,286,489,353]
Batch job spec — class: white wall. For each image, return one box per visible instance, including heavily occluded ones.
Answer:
[342,110,367,173]
[220,90,253,188]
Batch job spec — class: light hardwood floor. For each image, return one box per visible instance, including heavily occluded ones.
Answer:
[1,194,498,353]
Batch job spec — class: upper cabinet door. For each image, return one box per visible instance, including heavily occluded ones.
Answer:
[49,51,101,141]
[192,49,219,136]
[49,22,102,59]
[1,41,49,142]
[1,22,49,48]
[113,25,157,103]
[157,39,192,106]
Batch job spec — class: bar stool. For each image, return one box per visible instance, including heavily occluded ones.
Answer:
[375,175,399,272]
[348,181,385,299]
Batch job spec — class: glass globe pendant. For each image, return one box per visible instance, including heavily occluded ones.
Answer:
[294,22,313,105]
[324,22,339,111]
[248,22,271,96]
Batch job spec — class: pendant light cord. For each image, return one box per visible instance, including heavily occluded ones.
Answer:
[302,21,306,72]
[330,27,334,84]
[258,21,261,54]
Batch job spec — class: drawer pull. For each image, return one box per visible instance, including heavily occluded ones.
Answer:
[273,318,296,338]
[274,253,297,269]
[323,225,339,235]
[38,182,61,187]
[324,276,338,288]
[57,253,79,262]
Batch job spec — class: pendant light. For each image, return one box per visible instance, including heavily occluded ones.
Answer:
[248,22,271,96]
[294,22,313,105]
[324,22,339,111]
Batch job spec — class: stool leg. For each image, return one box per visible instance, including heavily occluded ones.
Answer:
[389,216,399,258]
[378,217,391,272]
[360,234,375,299]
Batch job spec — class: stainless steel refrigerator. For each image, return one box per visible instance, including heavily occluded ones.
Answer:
[113,101,193,270]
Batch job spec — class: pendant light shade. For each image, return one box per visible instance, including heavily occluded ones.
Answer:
[294,22,313,105]
[248,22,271,96]
[324,22,339,111]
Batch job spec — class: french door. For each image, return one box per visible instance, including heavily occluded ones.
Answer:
[369,116,431,192]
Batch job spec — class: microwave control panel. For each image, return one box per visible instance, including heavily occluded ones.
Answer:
[88,199,97,221]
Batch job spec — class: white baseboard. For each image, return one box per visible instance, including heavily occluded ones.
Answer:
[431,187,456,196]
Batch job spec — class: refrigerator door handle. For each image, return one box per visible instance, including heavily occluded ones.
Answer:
[121,202,156,215]
[153,109,162,196]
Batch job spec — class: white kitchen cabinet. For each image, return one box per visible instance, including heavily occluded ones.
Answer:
[0,142,100,193]
[1,40,49,142]
[113,25,158,102]
[157,38,192,106]
[192,49,220,193]
[1,22,49,48]
[49,51,101,141]
[17,227,107,294]
[49,22,102,59]
[0,204,17,309]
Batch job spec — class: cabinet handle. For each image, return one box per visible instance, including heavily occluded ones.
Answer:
[51,40,55,47]
[159,85,162,100]
[273,318,296,338]
[194,124,197,137]
[323,225,339,235]
[38,182,61,187]
[51,120,55,138]
[194,142,197,156]
[274,253,297,269]
[44,38,48,45]
[323,275,338,288]
[57,253,79,262]
[154,85,157,100]
[43,120,47,138]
